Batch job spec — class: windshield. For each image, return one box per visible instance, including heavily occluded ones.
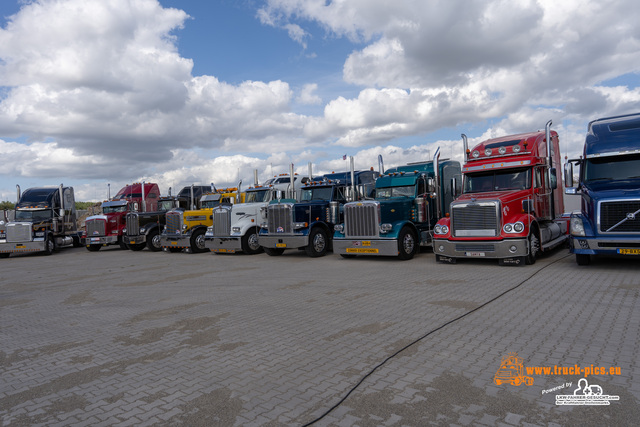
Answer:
[464,168,531,193]
[584,153,640,182]
[376,185,415,199]
[158,200,175,211]
[245,190,270,203]
[201,200,222,209]
[301,187,333,202]
[103,205,128,214]
[19,189,55,204]
[15,209,52,221]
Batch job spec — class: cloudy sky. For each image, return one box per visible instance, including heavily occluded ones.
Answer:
[1,0,639,202]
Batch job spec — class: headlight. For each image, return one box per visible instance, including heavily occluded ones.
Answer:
[123,228,127,234]
[232,227,241,233]
[35,231,45,237]
[503,224,513,233]
[182,224,188,230]
[380,223,392,233]
[434,224,448,235]
[294,222,308,229]
[570,217,585,236]
[513,222,524,233]
[260,222,268,229]
[440,225,448,234]
[334,224,344,233]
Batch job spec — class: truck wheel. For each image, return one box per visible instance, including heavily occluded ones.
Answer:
[241,229,263,255]
[397,227,418,260]
[43,235,55,255]
[306,228,328,257]
[0,253,10,259]
[146,230,162,252]
[86,244,101,252]
[525,233,539,265]
[118,240,128,250]
[190,229,208,253]
[72,235,82,247]
[264,247,285,256]
[576,254,591,266]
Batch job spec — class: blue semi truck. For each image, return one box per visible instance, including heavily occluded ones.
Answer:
[564,112,640,265]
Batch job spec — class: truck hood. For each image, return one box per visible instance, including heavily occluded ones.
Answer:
[454,189,529,205]
[85,214,108,221]
[583,178,640,200]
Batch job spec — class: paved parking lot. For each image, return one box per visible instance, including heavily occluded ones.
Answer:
[1,246,638,426]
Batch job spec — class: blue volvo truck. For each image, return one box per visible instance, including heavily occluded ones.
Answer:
[564,112,640,265]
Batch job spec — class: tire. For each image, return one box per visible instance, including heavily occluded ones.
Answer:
[576,253,591,266]
[264,247,285,256]
[128,242,146,251]
[72,235,82,247]
[146,229,162,252]
[525,232,539,265]
[43,235,55,255]
[86,244,101,252]
[118,239,128,250]
[305,227,328,257]
[397,227,418,260]
[190,229,208,253]
[241,228,263,255]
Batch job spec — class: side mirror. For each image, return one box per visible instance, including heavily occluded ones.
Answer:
[549,168,558,190]
[427,177,436,193]
[522,199,535,214]
[564,162,574,188]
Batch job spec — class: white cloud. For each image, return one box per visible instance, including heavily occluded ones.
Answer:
[297,83,322,105]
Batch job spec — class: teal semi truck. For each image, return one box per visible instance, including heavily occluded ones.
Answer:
[564,112,640,265]
[333,150,461,260]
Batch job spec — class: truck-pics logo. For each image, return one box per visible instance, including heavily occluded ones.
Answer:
[493,352,534,386]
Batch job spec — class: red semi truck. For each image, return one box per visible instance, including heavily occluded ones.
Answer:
[83,182,160,251]
[434,121,568,265]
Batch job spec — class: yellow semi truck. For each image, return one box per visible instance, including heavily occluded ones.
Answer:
[159,186,244,253]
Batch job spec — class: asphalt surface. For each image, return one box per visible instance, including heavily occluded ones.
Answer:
[1,245,638,426]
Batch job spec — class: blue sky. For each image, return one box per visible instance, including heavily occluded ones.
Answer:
[1,0,639,201]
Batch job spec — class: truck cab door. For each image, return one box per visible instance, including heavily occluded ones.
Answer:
[534,167,552,220]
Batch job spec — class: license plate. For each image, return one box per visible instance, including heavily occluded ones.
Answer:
[15,245,26,249]
[91,237,100,243]
[362,241,371,246]
[618,248,640,255]
[214,248,235,253]
[276,243,287,248]
[465,251,486,257]
[171,241,178,245]
[346,248,379,254]
[130,240,136,245]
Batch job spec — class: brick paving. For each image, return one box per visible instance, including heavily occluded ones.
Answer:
[1,246,638,426]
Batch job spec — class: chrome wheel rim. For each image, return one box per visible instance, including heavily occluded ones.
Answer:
[402,233,415,254]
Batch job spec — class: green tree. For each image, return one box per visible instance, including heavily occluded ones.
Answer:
[0,201,15,210]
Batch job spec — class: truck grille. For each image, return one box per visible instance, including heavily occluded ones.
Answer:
[451,202,499,237]
[86,219,106,237]
[165,211,183,234]
[599,200,640,233]
[126,213,139,236]
[344,202,379,238]
[6,223,32,242]
[268,204,293,234]
[213,207,231,236]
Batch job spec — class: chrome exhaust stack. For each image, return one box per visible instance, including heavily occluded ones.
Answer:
[253,169,259,186]
[545,120,553,167]
[462,134,469,162]
[289,163,295,199]
[16,184,21,203]
[378,154,384,174]
[141,181,145,212]
[350,156,356,202]
[433,147,441,219]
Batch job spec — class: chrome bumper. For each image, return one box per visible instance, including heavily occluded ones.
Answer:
[84,236,119,246]
[205,237,241,253]
[0,241,45,253]
[433,238,528,259]
[332,238,398,256]
[160,235,190,249]
[259,234,308,249]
